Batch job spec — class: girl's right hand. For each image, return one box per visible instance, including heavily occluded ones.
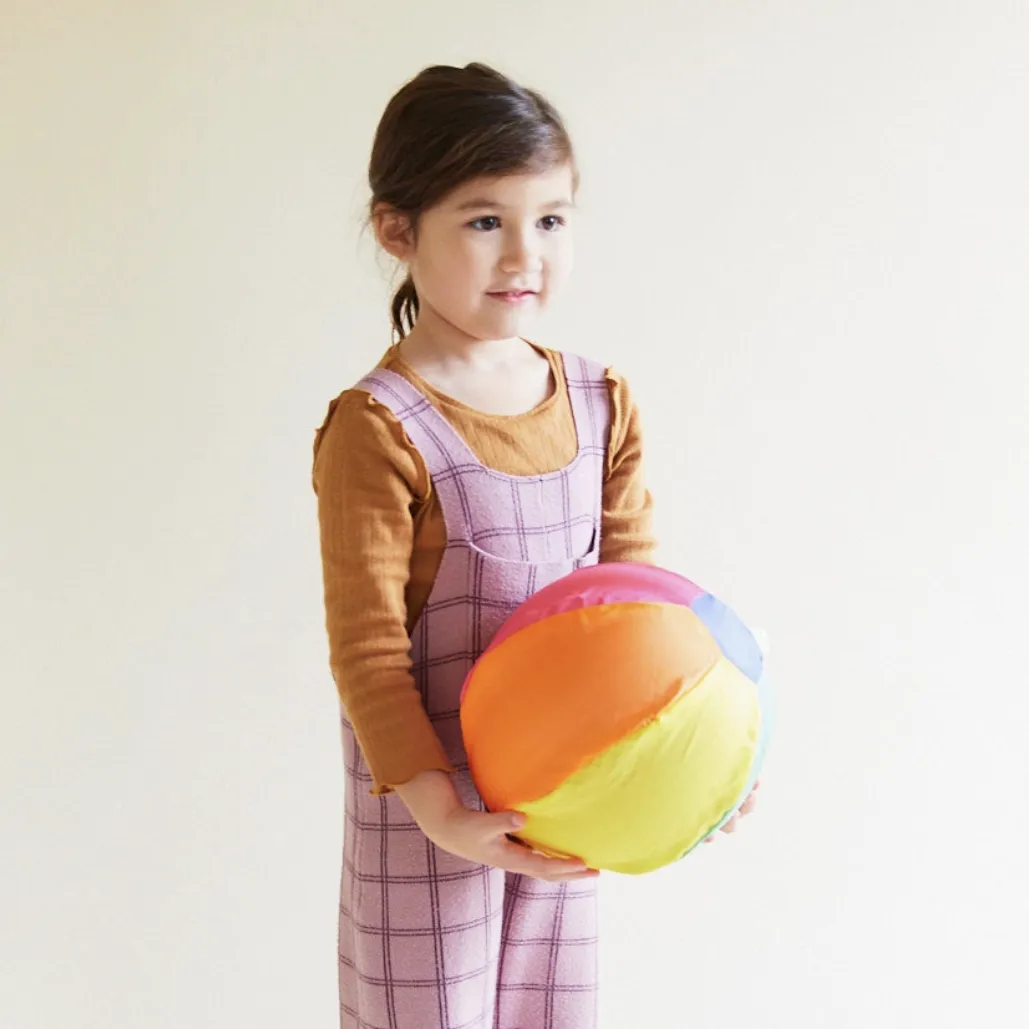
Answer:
[395,770,597,882]
[426,807,599,882]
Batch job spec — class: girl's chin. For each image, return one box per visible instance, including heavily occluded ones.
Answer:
[424,302,545,344]
[475,305,543,336]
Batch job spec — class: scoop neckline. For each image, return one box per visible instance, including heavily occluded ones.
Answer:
[387,341,562,421]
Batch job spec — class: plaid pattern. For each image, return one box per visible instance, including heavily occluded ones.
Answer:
[337,353,610,1029]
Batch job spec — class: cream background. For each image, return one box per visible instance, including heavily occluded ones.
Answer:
[3,3,1028,1027]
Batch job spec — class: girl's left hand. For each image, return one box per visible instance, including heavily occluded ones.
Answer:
[705,779,760,843]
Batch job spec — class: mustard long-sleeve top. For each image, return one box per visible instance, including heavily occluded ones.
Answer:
[313,345,656,792]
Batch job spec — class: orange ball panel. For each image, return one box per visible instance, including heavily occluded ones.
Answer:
[461,602,721,812]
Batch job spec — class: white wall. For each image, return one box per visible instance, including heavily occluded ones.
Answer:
[3,3,1028,1027]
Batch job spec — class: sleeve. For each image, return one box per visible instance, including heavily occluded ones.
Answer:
[312,389,454,794]
[600,368,658,564]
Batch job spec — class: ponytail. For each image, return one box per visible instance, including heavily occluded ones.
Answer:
[390,275,419,339]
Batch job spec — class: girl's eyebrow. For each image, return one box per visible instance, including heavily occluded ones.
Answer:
[454,197,574,212]
[454,197,501,211]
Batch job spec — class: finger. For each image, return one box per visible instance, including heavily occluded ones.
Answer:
[721,815,739,834]
[529,864,600,882]
[503,844,592,880]
[509,836,586,866]
[739,793,757,816]
[489,812,527,840]
[498,830,585,867]
[518,852,592,876]
[492,823,598,880]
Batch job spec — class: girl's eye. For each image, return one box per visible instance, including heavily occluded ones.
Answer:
[539,215,566,232]
[469,216,500,231]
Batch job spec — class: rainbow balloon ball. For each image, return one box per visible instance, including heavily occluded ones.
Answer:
[460,563,772,875]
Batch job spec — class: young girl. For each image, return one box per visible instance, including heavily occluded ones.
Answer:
[314,62,744,1029]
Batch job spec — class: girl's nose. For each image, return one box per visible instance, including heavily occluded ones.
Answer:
[500,227,544,274]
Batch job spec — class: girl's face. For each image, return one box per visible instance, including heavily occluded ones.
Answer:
[391,164,576,344]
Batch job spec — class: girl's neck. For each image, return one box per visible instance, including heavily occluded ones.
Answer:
[393,312,553,417]
[397,315,532,376]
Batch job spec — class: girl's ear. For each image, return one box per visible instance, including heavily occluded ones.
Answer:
[372,204,415,262]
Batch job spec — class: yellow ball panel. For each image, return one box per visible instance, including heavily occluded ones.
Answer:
[515,656,760,874]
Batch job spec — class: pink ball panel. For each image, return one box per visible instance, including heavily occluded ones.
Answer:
[484,562,704,656]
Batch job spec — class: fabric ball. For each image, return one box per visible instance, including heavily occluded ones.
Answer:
[460,562,772,874]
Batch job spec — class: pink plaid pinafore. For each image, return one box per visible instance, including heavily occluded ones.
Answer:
[337,352,610,1029]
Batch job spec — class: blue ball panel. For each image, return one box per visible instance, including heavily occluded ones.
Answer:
[689,592,763,683]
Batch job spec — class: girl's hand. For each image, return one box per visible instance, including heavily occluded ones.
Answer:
[396,770,597,881]
[705,779,760,843]
[427,807,599,882]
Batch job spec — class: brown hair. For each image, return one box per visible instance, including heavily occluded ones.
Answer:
[369,63,576,338]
